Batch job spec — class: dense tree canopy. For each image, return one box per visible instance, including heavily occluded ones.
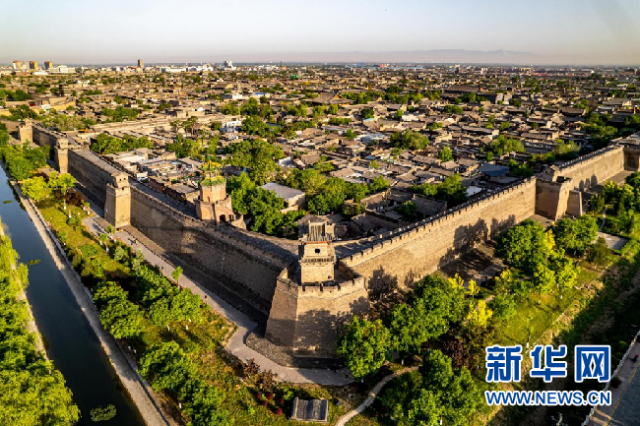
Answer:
[91,133,153,154]
[409,174,467,207]
[553,215,598,255]
[224,139,283,185]
[0,233,79,425]
[101,106,140,122]
[380,350,480,426]
[337,317,390,380]
[488,135,525,157]
[139,342,231,426]
[93,281,145,339]
[390,129,429,151]
[0,139,49,180]
[389,275,466,354]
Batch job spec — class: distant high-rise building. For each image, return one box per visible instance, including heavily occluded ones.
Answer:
[29,61,39,70]
[44,61,53,70]
[137,59,144,69]
[12,60,22,70]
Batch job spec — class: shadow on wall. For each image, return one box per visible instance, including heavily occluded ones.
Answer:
[577,174,598,191]
[367,266,405,320]
[368,266,399,301]
[291,308,336,357]
[437,215,517,270]
[491,215,517,239]
[291,294,369,358]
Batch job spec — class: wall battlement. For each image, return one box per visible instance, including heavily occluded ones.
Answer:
[42,126,640,360]
[342,177,537,266]
[556,144,623,172]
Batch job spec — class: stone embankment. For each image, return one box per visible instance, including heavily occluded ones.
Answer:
[13,183,172,426]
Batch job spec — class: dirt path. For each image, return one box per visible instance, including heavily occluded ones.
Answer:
[335,367,419,426]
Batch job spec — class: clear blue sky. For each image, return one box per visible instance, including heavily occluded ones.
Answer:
[2,0,639,65]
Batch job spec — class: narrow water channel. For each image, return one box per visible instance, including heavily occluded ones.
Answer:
[0,166,144,426]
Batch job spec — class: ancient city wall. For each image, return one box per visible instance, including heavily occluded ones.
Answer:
[128,181,297,311]
[549,145,625,190]
[31,124,64,153]
[67,149,119,206]
[341,178,538,287]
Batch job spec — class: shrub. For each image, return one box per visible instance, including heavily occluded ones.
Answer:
[90,405,117,422]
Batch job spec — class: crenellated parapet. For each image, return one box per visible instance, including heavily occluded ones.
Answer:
[341,177,537,267]
[539,144,625,191]
[49,130,640,362]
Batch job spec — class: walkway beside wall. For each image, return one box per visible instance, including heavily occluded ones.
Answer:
[82,201,353,386]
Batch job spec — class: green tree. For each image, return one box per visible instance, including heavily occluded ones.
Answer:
[345,129,356,140]
[390,129,429,151]
[172,266,183,283]
[491,293,517,320]
[488,135,525,157]
[389,275,466,354]
[241,115,268,136]
[113,245,127,262]
[443,105,463,114]
[532,261,556,294]
[587,237,610,268]
[99,298,145,339]
[466,300,493,328]
[360,108,374,119]
[7,157,34,181]
[337,317,390,380]
[139,341,197,393]
[225,139,283,184]
[369,175,389,193]
[380,350,480,426]
[22,176,51,202]
[94,282,144,339]
[220,102,240,115]
[496,219,547,273]
[553,255,578,290]
[399,200,419,220]
[554,215,598,255]
[439,145,453,163]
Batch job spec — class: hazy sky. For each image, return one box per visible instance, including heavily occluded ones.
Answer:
[2,0,640,65]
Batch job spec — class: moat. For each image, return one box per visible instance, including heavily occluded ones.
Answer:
[0,166,144,426]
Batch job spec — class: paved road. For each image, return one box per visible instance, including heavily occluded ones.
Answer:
[609,354,640,426]
[588,339,640,426]
[82,206,353,386]
[336,367,419,426]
